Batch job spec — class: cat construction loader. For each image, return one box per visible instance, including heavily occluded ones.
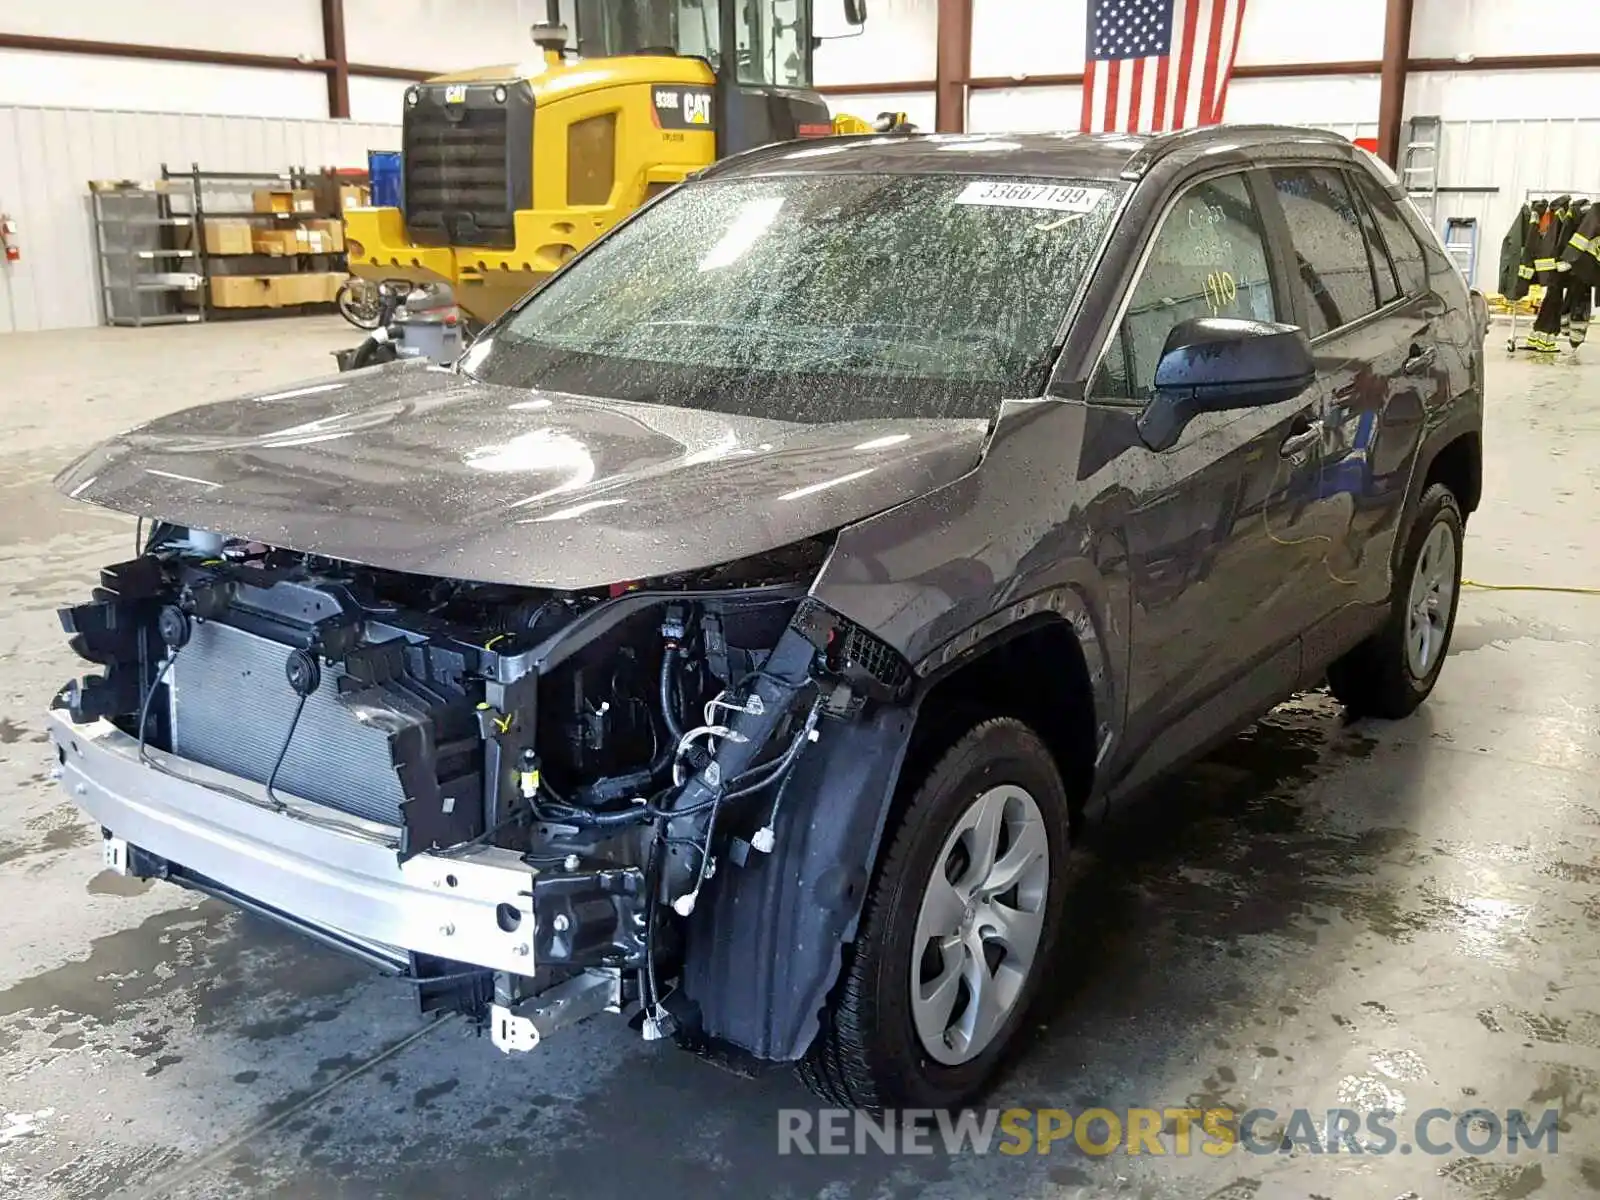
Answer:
[344,0,910,326]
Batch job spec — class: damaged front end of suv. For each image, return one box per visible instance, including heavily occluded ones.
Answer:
[45,387,954,1069]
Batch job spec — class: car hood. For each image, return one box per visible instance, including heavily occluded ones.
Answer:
[55,362,988,590]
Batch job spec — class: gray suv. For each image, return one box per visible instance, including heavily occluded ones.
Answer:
[49,125,1482,1111]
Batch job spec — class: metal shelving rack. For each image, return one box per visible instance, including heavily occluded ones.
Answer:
[90,178,204,327]
[159,163,350,315]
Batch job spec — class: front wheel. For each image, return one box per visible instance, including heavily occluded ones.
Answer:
[1328,482,1464,718]
[798,718,1072,1111]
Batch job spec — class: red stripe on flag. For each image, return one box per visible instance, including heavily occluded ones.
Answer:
[1198,0,1227,123]
[1080,59,1096,133]
[1128,58,1145,132]
[1152,56,1170,131]
[1215,0,1247,121]
[1103,59,1121,134]
[1173,0,1198,128]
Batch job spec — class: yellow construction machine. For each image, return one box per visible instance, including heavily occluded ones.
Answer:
[345,0,907,325]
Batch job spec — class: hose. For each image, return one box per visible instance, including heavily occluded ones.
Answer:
[659,646,686,742]
[135,649,181,765]
[1462,579,1600,596]
[347,325,398,370]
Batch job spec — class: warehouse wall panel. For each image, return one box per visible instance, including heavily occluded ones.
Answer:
[0,50,330,120]
[969,0,1082,81]
[968,86,1081,133]
[816,0,937,86]
[0,106,399,335]
[1413,0,1600,58]
[1,0,324,58]
[350,76,416,126]
[343,0,551,72]
[1408,71,1600,122]
[1234,0,1386,66]
[1226,76,1384,127]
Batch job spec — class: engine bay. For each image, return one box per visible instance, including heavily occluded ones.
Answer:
[54,522,913,1043]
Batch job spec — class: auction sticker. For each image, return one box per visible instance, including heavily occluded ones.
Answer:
[953,181,1106,212]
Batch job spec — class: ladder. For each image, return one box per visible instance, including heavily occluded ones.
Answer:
[1402,115,1442,228]
[1442,217,1478,287]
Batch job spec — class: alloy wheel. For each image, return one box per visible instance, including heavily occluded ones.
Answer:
[1405,519,1457,680]
[909,783,1051,1066]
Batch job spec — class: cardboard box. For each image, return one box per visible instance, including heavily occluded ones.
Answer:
[265,272,343,305]
[252,188,316,214]
[203,220,254,256]
[252,228,300,256]
[293,228,331,255]
[210,275,278,307]
[338,184,370,212]
[300,218,345,252]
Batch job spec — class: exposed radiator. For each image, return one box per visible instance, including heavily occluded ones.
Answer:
[168,621,406,826]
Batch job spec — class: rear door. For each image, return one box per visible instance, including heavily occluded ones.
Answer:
[1260,164,1443,630]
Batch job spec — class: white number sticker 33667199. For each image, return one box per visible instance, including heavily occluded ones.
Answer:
[953,181,1108,213]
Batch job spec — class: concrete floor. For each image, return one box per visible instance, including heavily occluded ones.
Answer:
[1,316,1598,1200]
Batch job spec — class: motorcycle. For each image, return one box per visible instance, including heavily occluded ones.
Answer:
[334,275,390,330]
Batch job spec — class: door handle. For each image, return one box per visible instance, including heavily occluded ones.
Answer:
[1279,411,1319,458]
[1402,344,1437,375]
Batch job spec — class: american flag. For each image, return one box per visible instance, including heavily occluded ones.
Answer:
[1080,0,1248,135]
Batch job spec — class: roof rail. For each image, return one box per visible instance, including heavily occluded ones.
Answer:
[1120,124,1351,179]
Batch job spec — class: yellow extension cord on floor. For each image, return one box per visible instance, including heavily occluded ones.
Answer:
[1463,580,1600,596]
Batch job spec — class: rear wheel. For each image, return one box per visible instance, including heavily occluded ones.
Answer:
[797,717,1072,1110]
[1328,483,1463,718]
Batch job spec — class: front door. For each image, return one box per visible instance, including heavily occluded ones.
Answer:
[1086,168,1324,791]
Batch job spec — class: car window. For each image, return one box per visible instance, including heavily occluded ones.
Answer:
[1352,172,1400,306]
[1353,170,1429,297]
[1090,172,1277,403]
[1270,167,1382,338]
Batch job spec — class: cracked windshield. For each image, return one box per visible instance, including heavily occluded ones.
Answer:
[469,173,1124,423]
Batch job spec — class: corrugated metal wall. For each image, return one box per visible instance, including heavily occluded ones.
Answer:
[1433,119,1600,292]
[0,106,400,334]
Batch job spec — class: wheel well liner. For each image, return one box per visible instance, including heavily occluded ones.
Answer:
[677,611,1099,1062]
[1424,431,1481,516]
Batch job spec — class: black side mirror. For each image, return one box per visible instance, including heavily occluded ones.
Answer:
[844,0,868,25]
[1136,317,1315,451]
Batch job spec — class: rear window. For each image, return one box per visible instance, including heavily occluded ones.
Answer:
[467,173,1126,423]
[1270,166,1382,337]
[1354,170,1429,297]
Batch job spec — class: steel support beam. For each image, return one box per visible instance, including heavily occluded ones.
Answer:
[322,0,352,119]
[934,0,972,133]
[0,32,432,85]
[1377,0,1415,166]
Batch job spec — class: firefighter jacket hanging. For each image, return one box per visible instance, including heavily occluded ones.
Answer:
[1499,199,1549,299]
[1529,197,1580,352]
[1558,200,1600,348]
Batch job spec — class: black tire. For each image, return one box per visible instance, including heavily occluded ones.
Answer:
[797,717,1073,1111]
[1328,482,1464,719]
[336,278,382,330]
